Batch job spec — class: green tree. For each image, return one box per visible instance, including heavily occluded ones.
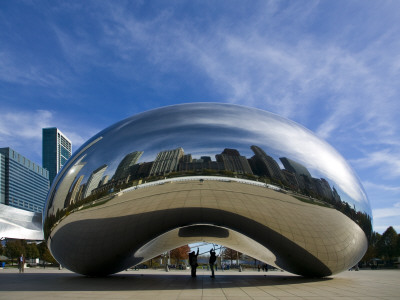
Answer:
[37,242,57,264]
[361,231,381,263]
[377,226,398,261]
[222,247,242,266]
[5,240,26,265]
[398,234,400,257]
[26,243,40,259]
[0,242,3,255]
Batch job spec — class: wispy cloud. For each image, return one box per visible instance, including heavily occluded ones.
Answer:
[0,52,64,87]
[363,182,400,193]
[373,203,400,219]
[373,225,400,233]
[0,110,97,164]
[372,203,400,233]
[351,149,400,179]
[85,2,400,143]
[0,110,53,140]
[0,110,53,163]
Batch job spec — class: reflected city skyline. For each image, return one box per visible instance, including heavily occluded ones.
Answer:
[46,143,372,241]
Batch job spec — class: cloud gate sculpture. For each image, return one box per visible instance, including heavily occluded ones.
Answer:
[44,103,371,277]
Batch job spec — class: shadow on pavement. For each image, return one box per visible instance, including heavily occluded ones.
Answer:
[0,272,332,291]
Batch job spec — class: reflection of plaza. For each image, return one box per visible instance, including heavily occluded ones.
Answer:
[48,179,367,277]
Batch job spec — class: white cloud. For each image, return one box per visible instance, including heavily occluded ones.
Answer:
[19,2,397,152]
[89,2,399,147]
[351,150,400,178]
[0,109,97,164]
[373,203,400,219]
[0,52,64,87]
[0,110,53,140]
[372,203,400,233]
[363,182,400,193]
[373,225,400,234]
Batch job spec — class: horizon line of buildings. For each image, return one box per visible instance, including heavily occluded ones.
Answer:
[70,145,341,209]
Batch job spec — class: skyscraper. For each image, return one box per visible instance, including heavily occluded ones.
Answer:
[149,148,184,176]
[113,151,143,180]
[216,148,253,174]
[250,145,286,183]
[83,164,108,198]
[279,157,312,179]
[42,127,72,185]
[0,147,49,213]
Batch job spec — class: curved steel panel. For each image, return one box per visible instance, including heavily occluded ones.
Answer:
[44,103,371,277]
[0,204,43,240]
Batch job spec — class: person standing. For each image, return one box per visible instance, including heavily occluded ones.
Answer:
[189,248,199,277]
[18,254,25,273]
[209,249,216,278]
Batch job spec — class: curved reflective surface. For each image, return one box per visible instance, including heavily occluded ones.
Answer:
[44,103,372,277]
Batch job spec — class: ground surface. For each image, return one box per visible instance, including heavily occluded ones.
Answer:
[0,267,399,299]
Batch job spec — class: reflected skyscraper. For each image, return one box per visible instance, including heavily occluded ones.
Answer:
[42,128,72,185]
[149,148,184,176]
[216,148,253,174]
[113,151,143,180]
[279,157,312,179]
[250,145,286,183]
[68,175,84,205]
[83,164,108,198]
[49,157,86,214]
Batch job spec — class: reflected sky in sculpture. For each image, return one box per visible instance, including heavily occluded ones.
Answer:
[52,103,370,214]
[45,103,372,277]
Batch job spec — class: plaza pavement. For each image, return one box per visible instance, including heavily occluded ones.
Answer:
[0,267,399,299]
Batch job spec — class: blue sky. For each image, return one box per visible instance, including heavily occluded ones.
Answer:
[0,0,399,234]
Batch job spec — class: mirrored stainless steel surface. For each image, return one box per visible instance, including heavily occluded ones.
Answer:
[44,103,371,277]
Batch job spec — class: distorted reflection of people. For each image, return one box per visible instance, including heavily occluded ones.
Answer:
[209,249,216,278]
[188,248,199,277]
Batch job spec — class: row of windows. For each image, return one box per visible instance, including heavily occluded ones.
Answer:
[7,160,49,212]
[60,146,71,159]
[7,190,46,205]
[8,199,42,213]
[7,149,49,177]
[58,133,72,151]
[8,160,49,183]
[8,183,48,200]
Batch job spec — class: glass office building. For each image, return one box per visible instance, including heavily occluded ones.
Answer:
[0,147,49,213]
[42,128,72,185]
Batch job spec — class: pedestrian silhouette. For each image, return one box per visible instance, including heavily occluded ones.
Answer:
[209,249,217,278]
[189,248,199,277]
